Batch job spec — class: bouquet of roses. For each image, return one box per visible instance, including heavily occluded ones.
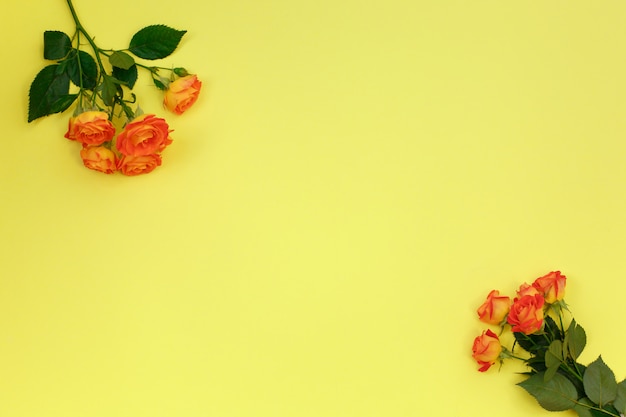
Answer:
[472,271,626,417]
[28,0,202,176]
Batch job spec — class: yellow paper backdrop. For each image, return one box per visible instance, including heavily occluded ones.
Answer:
[2,1,626,416]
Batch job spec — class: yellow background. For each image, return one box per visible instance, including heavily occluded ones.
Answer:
[2,1,626,416]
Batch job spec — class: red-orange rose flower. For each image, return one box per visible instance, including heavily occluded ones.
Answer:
[115,114,173,156]
[477,290,511,325]
[79,146,117,174]
[516,282,540,299]
[533,271,566,304]
[117,154,162,176]
[64,111,116,146]
[472,329,502,372]
[163,74,202,115]
[507,294,544,334]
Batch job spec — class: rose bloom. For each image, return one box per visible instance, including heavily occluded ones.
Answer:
[533,271,566,304]
[79,146,117,174]
[64,111,116,146]
[472,329,502,372]
[516,282,540,299]
[117,154,162,176]
[163,74,202,115]
[477,290,511,325]
[116,114,173,156]
[507,294,545,334]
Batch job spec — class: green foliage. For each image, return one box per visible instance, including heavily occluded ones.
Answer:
[109,51,135,70]
[573,397,595,417]
[112,65,138,89]
[566,363,588,399]
[544,314,564,340]
[545,340,563,368]
[614,380,626,413]
[568,319,587,360]
[28,8,189,122]
[514,316,561,354]
[544,340,563,382]
[28,64,70,122]
[100,75,123,107]
[574,399,619,417]
[152,77,167,90]
[516,314,621,415]
[50,94,78,114]
[474,277,626,417]
[129,25,186,60]
[583,357,618,406]
[518,372,578,411]
[514,330,548,354]
[66,50,98,90]
[589,404,620,417]
[43,31,71,60]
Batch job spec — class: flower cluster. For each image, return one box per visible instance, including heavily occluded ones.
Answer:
[28,0,202,176]
[472,271,626,417]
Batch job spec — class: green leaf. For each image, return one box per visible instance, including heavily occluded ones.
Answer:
[524,354,548,374]
[128,24,186,60]
[613,379,626,413]
[544,340,563,382]
[28,64,71,122]
[568,320,587,360]
[100,75,122,106]
[544,364,560,382]
[573,397,595,417]
[49,94,78,114]
[66,50,98,90]
[569,364,589,398]
[589,404,620,417]
[583,356,618,406]
[546,340,563,368]
[563,327,570,358]
[152,77,167,90]
[602,404,620,415]
[109,51,135,70]
[43,31,72,60]
[514,332,549,354]
[112,64,138,89]
[518,372,578,411]
[589,410,617,417]
[545,315,564,340]
[575,398,619,417]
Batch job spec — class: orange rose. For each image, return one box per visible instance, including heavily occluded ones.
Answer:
[163,74,202,115]
[115,114,173,156]
[532,271,566,304]
[64,111,116,146]
[79,146,117,174]
[472,329,502,372]
[117,154,162,176]
[477,290,511,325]
[516,282,540,299]
[115,114,172,156]
[507,294,544,334]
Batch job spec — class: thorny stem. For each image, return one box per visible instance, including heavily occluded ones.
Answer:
[66,0,107,76]
[65,0,180,117]
[66,0,148,119]
[66,1,174,79]
[66,0,114,118]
